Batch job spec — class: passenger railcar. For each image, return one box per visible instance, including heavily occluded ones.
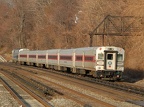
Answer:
[12,46,124,80]
[47,49,60,70]
[12,49,29,63]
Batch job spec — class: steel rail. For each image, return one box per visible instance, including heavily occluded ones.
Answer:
[2,63,144,96]
[0,63,115,106]
[0,77,26,107]
[33,66,144,96]
[0,70,53,107]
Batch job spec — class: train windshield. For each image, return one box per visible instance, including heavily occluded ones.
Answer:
[98,53,104,59]
[117,54,123,61]
[107,54,113,60]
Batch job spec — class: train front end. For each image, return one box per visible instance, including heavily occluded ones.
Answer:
[95,46,124,80]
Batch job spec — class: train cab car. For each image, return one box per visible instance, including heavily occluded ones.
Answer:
[74,46,124,80]
[95,46,124,80]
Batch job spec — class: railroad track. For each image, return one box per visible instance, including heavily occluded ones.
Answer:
[0,68,53,107]
[27,69,144,101]
[0,63,115,107]
[15,63,144,96]
[0,76,26,107]
[0,62,144,106]
[50,69,144,96]
[14,64,144,106]
[2,62,144,95]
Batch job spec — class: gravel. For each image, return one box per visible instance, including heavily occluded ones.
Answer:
[0,84,20,107]
[41,76,141,107]
[49,96,82,107]
[0,70,143,107]
[134,79,144,87]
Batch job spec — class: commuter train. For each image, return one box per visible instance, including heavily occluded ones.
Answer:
[12,46,125,80]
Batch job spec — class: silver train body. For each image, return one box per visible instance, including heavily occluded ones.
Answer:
[12,46,125,80]
[12,48,29,63]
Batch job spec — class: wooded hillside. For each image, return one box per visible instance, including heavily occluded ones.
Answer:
[0,0,144,79]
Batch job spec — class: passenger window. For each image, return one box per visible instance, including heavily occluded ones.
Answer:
[107,54,113,60]
[98,53,104,59]
[117,54,123,61]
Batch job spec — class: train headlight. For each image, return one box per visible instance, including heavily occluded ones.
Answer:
[97,61,104,65]
[96,66,104,70]
[117,67,124,71]
[117,75,120,78]
[117,67,121,70]
[117,62,124,66]
[100,75,103,77]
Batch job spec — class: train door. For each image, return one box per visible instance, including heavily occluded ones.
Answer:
[104,51,117,70]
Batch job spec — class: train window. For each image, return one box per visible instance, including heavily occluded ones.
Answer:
[38,55,46,59]
[76,56,83,61]
[20,55,27,57]
[98,53,104,59]
[48,55,57,59]
[60,56,72,60]
[85,56,93,61]
[107,54,113,60]
[117,54,123,61]
[29,55,36,58]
